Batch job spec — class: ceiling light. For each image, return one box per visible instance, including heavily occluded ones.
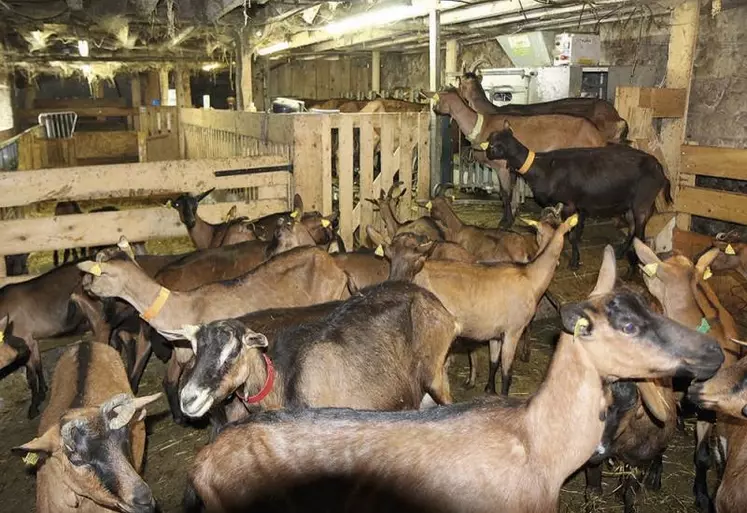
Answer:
[324,4,428,36]
[202,62,221,72]
[78,40,89,57]
[257,41,290,56]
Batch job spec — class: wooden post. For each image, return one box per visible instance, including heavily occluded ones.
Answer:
[239,41,254,111]
[144,71,160,107]
[175,67,192,108]
[159,69,170,106]
[371,51,380,93]
[428,5,442,195]
[445,39,458,85]
[292,116,325,213]
[130,73,141,130]
[660,0,699,231]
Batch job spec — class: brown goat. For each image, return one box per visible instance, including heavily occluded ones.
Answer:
[689,353,747,513]
[369,214,576,394]
[634,239,740,512]
[366,182,443,241]
[458,71,628,143]
[433,90,606,228]
[420,195,556,263]
[13,341,160,513]
[710,241,747,280]
[178,281,457,421]
[183,246,724,513]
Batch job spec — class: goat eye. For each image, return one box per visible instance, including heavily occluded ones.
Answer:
[622,323,638,335]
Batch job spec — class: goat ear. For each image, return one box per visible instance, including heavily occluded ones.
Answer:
[0,314,9,333]
[77,261,107,276]
[695,247,721,277]
[325,211,339,224]
[559,303,591,337]
[293,194,304,215]
[13,427,59,457]
[633,238,661,267]
[637,381,671,424]
[590,245,616,297]
[241,329,268,349]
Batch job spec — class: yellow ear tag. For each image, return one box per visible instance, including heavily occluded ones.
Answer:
[450,194,456,202]
[703,267,713,280]
[0,332,4,345]
[567,214,579,228]
[23,453,39,466]
[641,263,659,277]
[425,201,432,210]
[726,244,736,255]
[432,93,439,103]
[374,245,384,257]
[321,218,331,228]
[521,217,539,228]
[574,318,589,338]
[479,141,489,150]
[290,210,300,219]
[89,263,102,276]
[165,200,172,208]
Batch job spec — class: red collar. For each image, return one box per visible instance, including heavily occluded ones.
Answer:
[236,354,275,404]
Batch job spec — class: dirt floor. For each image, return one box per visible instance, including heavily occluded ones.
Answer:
[0,197,744,512]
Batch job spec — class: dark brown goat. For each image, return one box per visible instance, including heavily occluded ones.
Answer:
[179,281,457,423]
[13,341,161,513]
[458,71,629,143]
[485,125,671,270]
[183,246,724,513]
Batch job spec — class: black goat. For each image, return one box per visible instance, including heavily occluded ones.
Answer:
[485,123,671,269]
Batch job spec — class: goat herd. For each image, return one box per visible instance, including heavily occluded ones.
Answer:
[2,79,747,513]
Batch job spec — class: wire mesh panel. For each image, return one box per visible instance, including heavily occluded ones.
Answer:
[38,111,78,139]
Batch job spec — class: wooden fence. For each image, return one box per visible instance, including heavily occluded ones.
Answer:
[675,144,747,227]
[0,155,292,284]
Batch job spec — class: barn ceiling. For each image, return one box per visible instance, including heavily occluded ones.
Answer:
[0,0,686,72]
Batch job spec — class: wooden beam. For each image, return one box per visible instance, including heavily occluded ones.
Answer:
[681,144,747,181]
[175,67,192,108]
[0,157,291,208]
[306,28,410,54]
[240,41,254,110]
[371,51,380,92]
[676,187,747,226]
[130,73,142,130]
[144,71,160,107]
[660,0,699,230]
[445,39,459,80]
[159,69,170,106]
[0,199,288,255]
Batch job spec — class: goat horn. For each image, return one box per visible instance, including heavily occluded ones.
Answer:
[103,393,162,430]
[196,187,216,203]
[116,237,137,261]
[469,58,489,73]
[731,338,747,347]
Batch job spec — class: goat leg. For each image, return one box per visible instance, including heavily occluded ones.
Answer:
[568,211,586,270]
[620,470,641,513]
[643,454,663,491]
[129,328,152,395]
[25,337,45,419]
[693,422,714,513]
[164,355,187,425]
[484,338,501,395]
[465,349,477,388]
[496,164,515,228]
[584,462,604,498]
[499,329,523,396]
[53,250,60,267]
[518,325,532,363]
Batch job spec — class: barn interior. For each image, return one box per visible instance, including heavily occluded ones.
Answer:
[1,0,747,512]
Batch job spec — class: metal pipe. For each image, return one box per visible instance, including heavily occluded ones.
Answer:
[428,4,442,195]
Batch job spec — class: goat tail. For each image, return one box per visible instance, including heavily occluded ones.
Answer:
[616,119,629,142]
[182,480,205,513]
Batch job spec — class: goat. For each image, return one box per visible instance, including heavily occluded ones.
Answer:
[485,124,671,270]
[419,193,556,263]
[688,353,747,513]
[0,264,84,417]
[183,245,724,513]
[78,244,352,423]
[634,239,740,513]
[433,89,606,228]
[710,240,747,280]
[458,70,629,143]
[53,201,84,267]
[12,339,161,513]
[368,213,575,395]
[4,253,29,276]
[178,281,456,425]
[366,182,443,241]
[332,251,390,289]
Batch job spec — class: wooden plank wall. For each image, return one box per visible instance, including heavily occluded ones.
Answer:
[180,108,294,161]
[311,112,430,249]
[269,57,371,101]
[138,107,180,162]
[0,155,293,283]
[675,144,747,226]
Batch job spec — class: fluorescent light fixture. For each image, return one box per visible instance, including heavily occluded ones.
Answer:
[78,39,89,57]
[202,62,221,72]
[257,41,290,56]
[324,4,428,36]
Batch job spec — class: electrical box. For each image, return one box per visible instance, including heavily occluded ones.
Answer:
[553,33,601,66]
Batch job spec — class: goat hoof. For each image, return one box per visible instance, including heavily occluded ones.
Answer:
[463,380,476,389]
[569,261,581,271]
[483,386,498,395]
[694,495,714,513]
